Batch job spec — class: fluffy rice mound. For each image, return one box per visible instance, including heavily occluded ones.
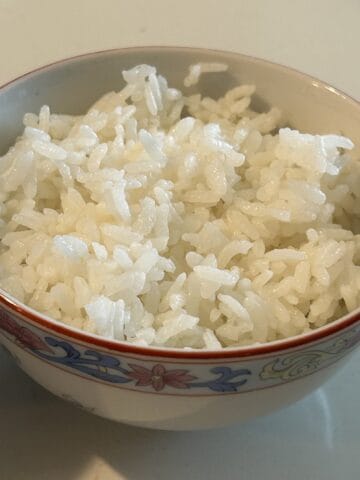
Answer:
[0,63,359,349]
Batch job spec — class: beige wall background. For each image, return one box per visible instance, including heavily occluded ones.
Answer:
[0,0,359,98]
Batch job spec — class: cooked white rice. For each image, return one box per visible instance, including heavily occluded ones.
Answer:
[0,62,359,349]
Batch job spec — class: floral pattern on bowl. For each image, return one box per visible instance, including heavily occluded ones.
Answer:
[0,308,360,396]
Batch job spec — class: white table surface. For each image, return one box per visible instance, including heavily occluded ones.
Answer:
[0,1,359,478]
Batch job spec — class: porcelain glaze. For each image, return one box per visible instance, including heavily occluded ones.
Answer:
[0,47,359,429]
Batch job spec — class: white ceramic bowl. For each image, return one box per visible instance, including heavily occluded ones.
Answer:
[0,47,359,430]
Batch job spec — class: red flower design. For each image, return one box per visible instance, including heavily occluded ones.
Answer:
[127,363,197,391]
[0,311,52,352]
[16,327,53,352]
[0,312,21,336]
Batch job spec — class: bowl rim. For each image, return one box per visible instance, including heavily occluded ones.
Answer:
[0,45,359,360]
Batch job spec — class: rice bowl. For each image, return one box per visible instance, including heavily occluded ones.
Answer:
[0,47,359,430]
[0,60,359,351]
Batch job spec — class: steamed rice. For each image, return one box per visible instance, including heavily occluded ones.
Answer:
[0,62,359,349]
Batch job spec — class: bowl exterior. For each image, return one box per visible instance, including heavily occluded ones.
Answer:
[1,303,359,429]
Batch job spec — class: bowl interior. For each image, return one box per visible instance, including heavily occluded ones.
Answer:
[1,47,360,155]
[0,46,359,357]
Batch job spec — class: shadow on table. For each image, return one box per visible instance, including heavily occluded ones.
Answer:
[0,348,359,480]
